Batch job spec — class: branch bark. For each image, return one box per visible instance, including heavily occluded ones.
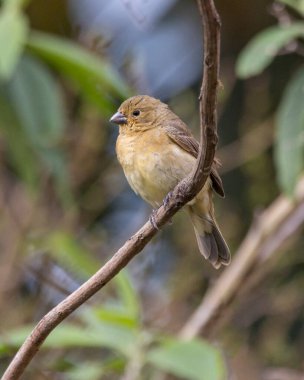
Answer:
[180,176,304,339]
[1,1,221,379]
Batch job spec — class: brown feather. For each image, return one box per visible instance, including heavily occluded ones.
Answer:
[163,120,225,197]
[112,95,230,269]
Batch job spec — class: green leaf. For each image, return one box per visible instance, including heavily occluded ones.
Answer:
[94,306,138,329]
[0,7,28,79]
[66,362,105,380]
[147,339,226,380]
[39,147,72,205]
[0,88,40,188]
[114,271,140,319]
[85,323,137,356]
[3,0,31,9]
[278,0,304,16]
[66,358,125,380]
[236,23,304,78]
[46,231,101,278]
[0,325,99,349]
[80,310,140,357]
[5,54,71,201]
[275,68,304,195]
[8,54,65,147]
[1,322,137,355]
[27,31,131,113]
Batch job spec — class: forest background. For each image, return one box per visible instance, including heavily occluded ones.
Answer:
[0,0,304,379]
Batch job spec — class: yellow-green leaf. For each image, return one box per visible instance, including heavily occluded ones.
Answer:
[27,31,131,113]
[275,68,304,195]
[147,338,226,380]
[278,0,304,16]
[236,23,304,78]
[0,7,28,79]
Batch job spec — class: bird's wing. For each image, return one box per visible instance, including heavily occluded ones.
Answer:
[164,121,225,198]
[209,159,225,198]
[165,122,199,157]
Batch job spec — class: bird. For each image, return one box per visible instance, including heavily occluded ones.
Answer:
[110,95,230,269]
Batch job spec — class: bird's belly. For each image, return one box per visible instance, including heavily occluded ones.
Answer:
[117,132,196,207]
[134,160,177,207]
[134,147,194,207]
[124,170,171,208]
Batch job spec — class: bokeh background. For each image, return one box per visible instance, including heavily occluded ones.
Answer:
[0,0,304,379]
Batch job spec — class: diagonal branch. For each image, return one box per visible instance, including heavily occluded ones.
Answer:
[180,176,304,339]
[1,1,221,379]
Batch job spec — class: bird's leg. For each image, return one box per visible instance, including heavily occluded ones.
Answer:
[149,192,174,230]
[149,209,160,230]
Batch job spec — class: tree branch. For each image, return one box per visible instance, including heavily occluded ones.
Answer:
[262,367,304,380]
[1,1,221,379]
[180,176,304,339]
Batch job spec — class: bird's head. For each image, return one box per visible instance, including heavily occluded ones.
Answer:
[110,95,170,132]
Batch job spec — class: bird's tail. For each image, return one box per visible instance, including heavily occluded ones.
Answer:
[188,207,230,269]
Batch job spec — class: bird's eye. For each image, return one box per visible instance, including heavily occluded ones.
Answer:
[132,110,140,117]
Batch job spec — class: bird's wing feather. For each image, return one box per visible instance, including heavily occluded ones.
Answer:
[165,122,199,157]
[164,120,225,197]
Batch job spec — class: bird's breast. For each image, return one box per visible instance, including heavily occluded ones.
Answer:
[116,129,195,207]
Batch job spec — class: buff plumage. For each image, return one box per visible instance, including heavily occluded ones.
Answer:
[110,95,230,269]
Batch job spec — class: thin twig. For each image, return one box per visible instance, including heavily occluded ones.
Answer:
[269,2,292,26]
[180,176,304,339]
[1,1,221,379]
[262,367,304,380]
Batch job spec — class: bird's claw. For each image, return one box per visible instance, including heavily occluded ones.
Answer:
[149,209,160,230]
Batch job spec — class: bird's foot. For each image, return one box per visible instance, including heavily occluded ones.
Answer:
[163,191,173,208]
[149,209,160,230]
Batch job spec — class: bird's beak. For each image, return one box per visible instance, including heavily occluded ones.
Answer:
[110,112,127,125]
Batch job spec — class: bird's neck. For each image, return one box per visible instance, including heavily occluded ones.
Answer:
[119,123,155,135]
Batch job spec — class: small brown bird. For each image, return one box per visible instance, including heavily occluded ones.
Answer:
[110,95,230,269]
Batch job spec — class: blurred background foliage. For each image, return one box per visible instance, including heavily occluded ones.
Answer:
[0,0,304,379]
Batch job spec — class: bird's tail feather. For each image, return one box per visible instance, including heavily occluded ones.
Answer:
[188,208,230,269]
